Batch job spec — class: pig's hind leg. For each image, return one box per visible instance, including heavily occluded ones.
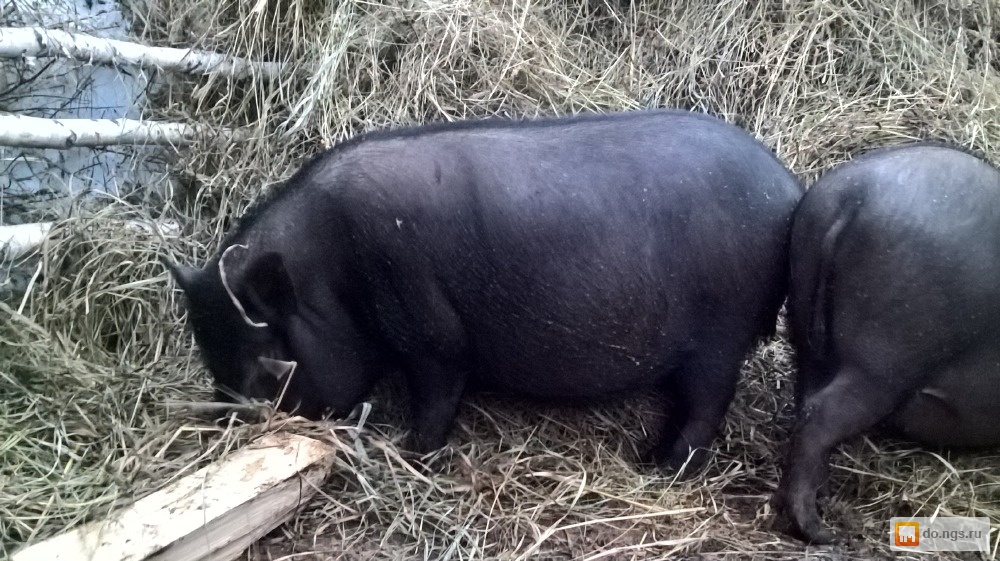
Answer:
[646,336,748,478]
[774,366,899,543]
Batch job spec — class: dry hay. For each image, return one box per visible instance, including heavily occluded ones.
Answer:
[3,0,1000,559]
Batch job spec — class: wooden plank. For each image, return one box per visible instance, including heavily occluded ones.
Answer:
[13,432,336,561]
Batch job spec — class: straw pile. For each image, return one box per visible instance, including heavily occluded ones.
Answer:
[3,0,998,559]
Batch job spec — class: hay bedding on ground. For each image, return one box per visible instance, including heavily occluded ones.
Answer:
[2,0,999,559]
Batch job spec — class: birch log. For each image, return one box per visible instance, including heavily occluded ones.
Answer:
[11,432,337,561]
[0,114,247,148]
[0,222,51,260]
[0,27,285,80]
[0,220,180,260]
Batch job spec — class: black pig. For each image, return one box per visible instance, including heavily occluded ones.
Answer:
[166,109,802,472]
[776,144,1000,542]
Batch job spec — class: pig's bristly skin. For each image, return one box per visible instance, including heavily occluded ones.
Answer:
[168,109,803,476]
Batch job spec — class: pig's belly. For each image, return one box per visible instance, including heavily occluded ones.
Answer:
[459,283,691,398]
[469,328,678,398]
[888,364,1000,448]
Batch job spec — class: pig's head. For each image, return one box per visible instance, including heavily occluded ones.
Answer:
[165,247,384,419]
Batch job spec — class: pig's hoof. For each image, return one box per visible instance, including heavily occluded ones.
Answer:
[664,445,710,479]
[641,439,710,479]
[771,497,837,545]
[801,525,836,545]
[783,499,838,545]
[406,432,448,456]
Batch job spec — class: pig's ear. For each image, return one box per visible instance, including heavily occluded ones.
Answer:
[162,257,201,294]
[242,252,297,324]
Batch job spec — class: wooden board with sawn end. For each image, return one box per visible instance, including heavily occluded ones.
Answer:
[13,432,336,561]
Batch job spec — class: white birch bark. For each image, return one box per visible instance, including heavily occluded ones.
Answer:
[0,220,181,260]
[0,27,285,80]
[0,222,52,260]
[0,114,247,148]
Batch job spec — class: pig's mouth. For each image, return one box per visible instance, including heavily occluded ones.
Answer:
[254,356,339,420]
[258,355,296,380]
[207,355,298,419]
[205,386,275,424]
[211,384,326,421]
[255,354,297,409]
[291,402,336,420]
